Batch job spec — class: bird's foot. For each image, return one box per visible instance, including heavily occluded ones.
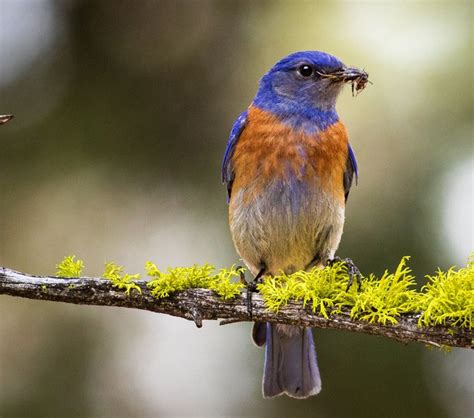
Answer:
[328,257,362,292]
[241,267,265,319]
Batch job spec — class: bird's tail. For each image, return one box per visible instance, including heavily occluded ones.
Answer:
[252,322,321,398]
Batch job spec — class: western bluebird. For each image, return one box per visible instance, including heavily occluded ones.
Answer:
[222,51,368,398]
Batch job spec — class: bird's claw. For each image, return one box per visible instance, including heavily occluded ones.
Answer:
[328,257,362,292]
[240,267,265,319]
[238,267,246,286]
[237,267,252,317]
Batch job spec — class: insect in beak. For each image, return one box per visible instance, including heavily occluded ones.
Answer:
[316,67,371,96]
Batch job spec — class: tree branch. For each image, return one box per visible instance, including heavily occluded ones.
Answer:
[1,267,472,349]
[0,114,13,125]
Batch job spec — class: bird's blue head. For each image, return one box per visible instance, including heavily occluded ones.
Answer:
[253,51,368,131]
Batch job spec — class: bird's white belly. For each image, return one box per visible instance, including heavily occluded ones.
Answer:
[229,179,345,276]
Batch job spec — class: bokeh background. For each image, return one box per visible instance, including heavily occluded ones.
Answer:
[0,1,473,417]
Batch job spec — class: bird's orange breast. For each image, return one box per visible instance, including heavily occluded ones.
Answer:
[231,106,349,204]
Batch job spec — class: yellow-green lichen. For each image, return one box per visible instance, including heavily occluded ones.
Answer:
[257,257,421,325]
[102,262,141,295]
[257,255,473,329]
[54,253,473,329]
[55,255,84,278]
[347,257,421,325]
[418,254,474,329]
[145,263,245,300]
[257,261,348,318]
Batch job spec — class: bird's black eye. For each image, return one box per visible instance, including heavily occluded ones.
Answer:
[298,64,313,77]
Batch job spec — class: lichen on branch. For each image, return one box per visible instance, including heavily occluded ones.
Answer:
[55,254,473,330]
[55,256,84,278]
[0,255,472,349]
[257,257,421,326]
[145,262,245,300]
[257,255,473,330]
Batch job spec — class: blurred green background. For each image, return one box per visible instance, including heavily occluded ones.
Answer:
[0,1,472,417]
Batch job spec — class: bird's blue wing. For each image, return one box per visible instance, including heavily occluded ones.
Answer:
[222,110,248,200]
[343,144,358,201]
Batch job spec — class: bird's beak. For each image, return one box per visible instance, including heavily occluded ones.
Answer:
[317,67,370,95]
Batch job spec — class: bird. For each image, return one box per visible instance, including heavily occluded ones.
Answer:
[222,51,368,399]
